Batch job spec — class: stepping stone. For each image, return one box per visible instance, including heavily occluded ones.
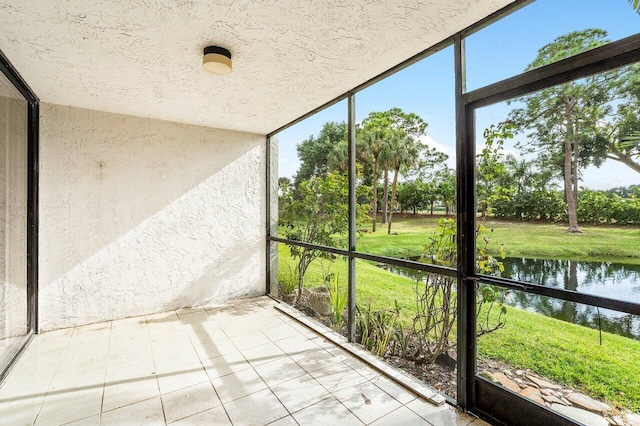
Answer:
[480,371,497,383]
[493,372,520,393]
[551,404,608,426]
[566,392,611,414]
[520,387,545,405]
[542,394,568,406]
[527,375,561,390]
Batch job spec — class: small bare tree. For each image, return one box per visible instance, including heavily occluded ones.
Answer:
[411,219,508,364]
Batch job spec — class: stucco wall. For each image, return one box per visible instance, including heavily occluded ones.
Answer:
[38,104,266,331]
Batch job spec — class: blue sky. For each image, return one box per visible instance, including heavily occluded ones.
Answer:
[277,0,640,189]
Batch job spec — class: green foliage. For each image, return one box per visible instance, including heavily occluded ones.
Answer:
[510,29,621,232]
[438,169,457,215]
[577,189,640,225]
[356,304,399,357]
[279,171,369,293]
[610,64,640,172]
[478,304,640,412]
[630,0,640,14]
[411,219,507,363]
[393,310,412,358]
[525,29,609,71]
[477,122,515,218]
[326,272,348,331]
[357,108,428,232]
[493,189,565,222]
[476,223,506,274]
[278,231,640,411]
[277,265,298,295]
[294,121,347,186]
[605,184,640,198]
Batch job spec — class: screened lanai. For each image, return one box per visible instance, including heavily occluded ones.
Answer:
[1,0,640,425]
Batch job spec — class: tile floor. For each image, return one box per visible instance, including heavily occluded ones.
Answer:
[0,296,488,425]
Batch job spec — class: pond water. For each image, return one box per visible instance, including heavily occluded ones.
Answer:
[379,257,640,339]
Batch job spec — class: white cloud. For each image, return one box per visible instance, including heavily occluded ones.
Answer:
[420,135,456,169]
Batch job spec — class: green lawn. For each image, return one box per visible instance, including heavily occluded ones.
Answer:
[275,216,640,412]
[357,214,640,263]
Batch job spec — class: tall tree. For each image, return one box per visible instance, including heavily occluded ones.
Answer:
[327,139,349,172]
[294,121,347,186]
[437,168,456,215]
[357,108,427,232]
[509,29,616,233]
[386,134,422,234]
[357,123,388,232]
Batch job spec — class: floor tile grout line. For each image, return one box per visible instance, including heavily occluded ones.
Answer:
[189,305,244,426]
[275,304,448,406]
[96,320,114,425]
[144,312,167,426]
[31,325,76,425]
[213,304,326,420]
[14,298,466,426]
[270,305,445,425]
[260,316,369,421]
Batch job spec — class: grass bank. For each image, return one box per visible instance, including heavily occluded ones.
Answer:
[357,215,640,263]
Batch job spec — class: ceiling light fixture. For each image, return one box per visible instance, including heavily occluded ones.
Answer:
[203,46,232,75]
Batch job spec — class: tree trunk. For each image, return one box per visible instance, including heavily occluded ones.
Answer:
[430,201,434,215]
[413,206,417,214]
[382,169,389,224]
[387,168,400,235]
[564,125,582,233]
[297,257,308,297]
[371,162,378,232]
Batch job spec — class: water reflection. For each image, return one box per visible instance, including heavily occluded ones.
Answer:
[378,258,640,339]
[501,258,640,339]
[501,258,640,297]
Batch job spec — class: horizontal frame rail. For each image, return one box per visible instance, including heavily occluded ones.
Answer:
[268,236,349,257]
[463,32,640,109]
[474,274,640,317]
[268,236,456,277]
[351,251,457,277]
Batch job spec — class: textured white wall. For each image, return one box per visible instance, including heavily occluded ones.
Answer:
[39,104,266,331]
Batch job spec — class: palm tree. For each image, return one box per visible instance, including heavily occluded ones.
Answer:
[357,126,387,232]
[327,139,348,173]
[379,140,397,224]
[386,134,421,234]
[631,0,640,13]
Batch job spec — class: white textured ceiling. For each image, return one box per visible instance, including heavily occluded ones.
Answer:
[0,0,513,134]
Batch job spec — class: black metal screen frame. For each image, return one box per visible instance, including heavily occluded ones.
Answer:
[265,1,640,424]
[0,48,40,384]
[459,31,640,425]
